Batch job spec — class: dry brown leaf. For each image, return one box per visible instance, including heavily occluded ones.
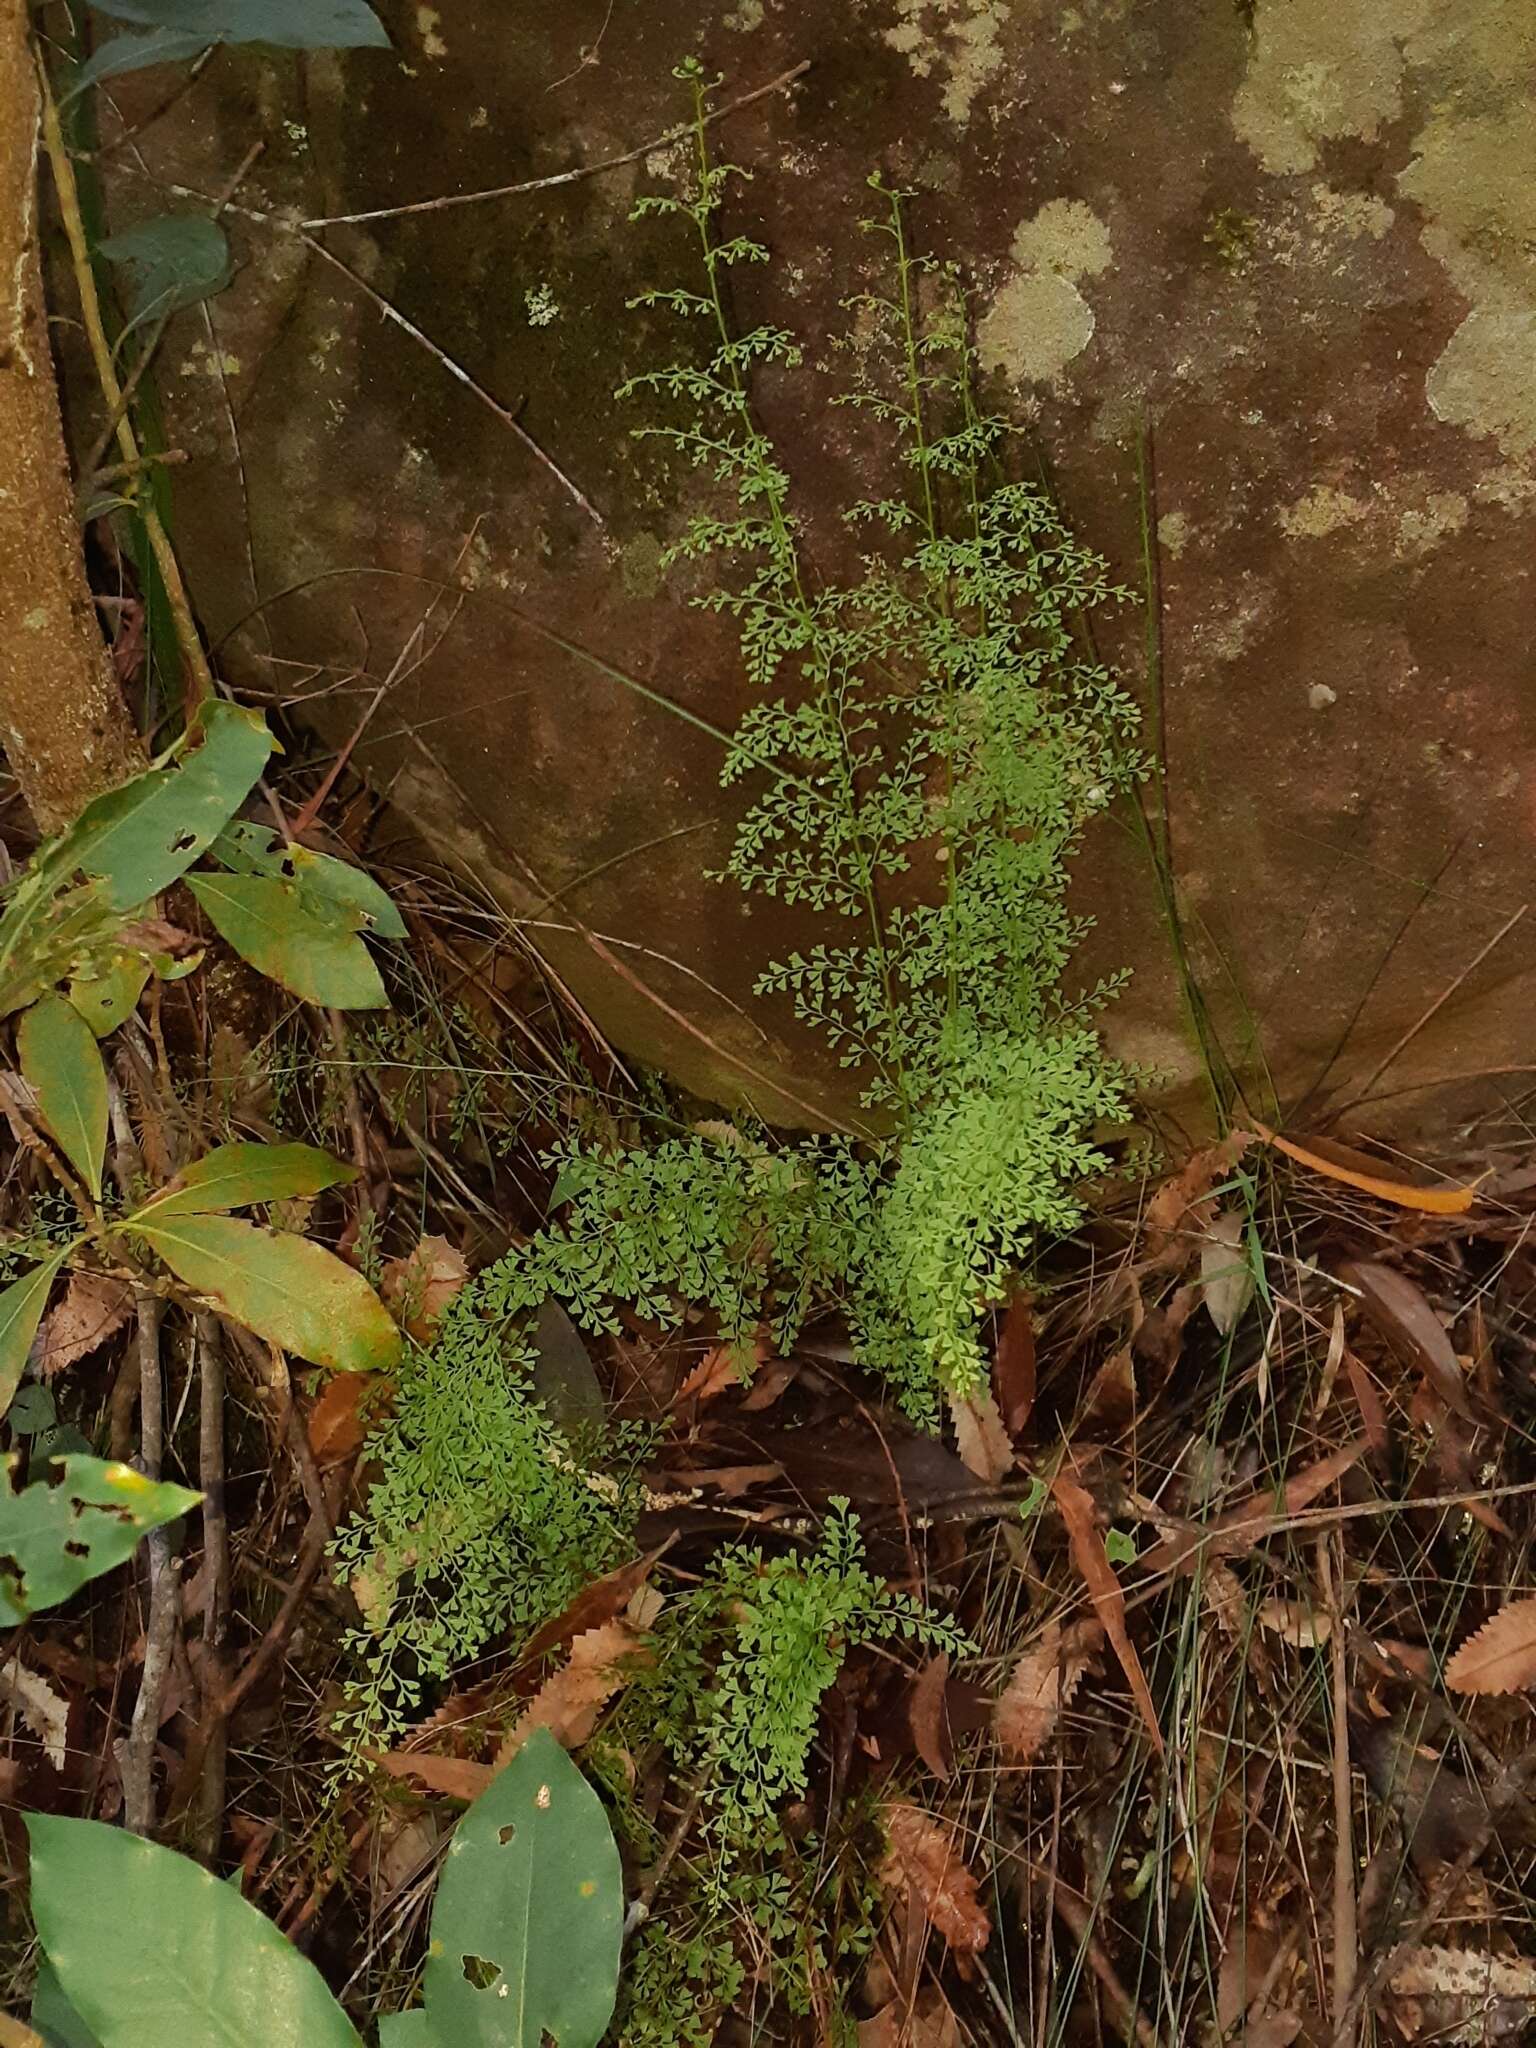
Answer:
[495,1619,646,1764]
[1238,2017,1301,2048]
[1144,1132,1256,1269]
[674,1333,765,1406]
[308,1370,393,1466]
[948,1388,1013,1484]
[908,1651,954,1781]
[31,1269,132,1377]
[1255,1598,1332,1649]
[0,1658,68,1770]
[1052,1472,1164,1756]
[858,1990,962,2048]
[1203,1562,1248,1638]
[517,1546,670,1668]
[1340,1259,1473,1420]
[1139,1440,1366,1578]
[1201,1210,1254,1336]
[380,1235,469,1343]
[1446,1596,1536,1695]
[370,1748,493,1801]
[1256,1123,1476,1215]
[993,1288,1036,1438]
[1077,1344,1135,1437]
[878,1801,991,1953]
[1387,1945,1536,2044]
[994,1617,1104,1765]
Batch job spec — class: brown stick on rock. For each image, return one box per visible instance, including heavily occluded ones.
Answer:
[0,0,144,831]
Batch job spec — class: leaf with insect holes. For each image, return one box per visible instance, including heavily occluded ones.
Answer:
[209,821,406,938]
[1445,1597,1536,1695]
[67,955,151,1038]
[132,1141,356,1222]
[132,1213,401,1373]
[18,997,108,1203]
[878,1801,991,1953]
[26,1816,363,2048]
[0,1454,199,1624]
[0,1249,74,1418]
[186,873,388,1009]
[993,1618,1102,1765]
[99,216,231,323]
[1052,1472,1163,1756]
[417,1725,623,2048]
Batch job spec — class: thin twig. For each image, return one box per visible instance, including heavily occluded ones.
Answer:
[121,1289,175,1834]
[1318,1534,1356,2040]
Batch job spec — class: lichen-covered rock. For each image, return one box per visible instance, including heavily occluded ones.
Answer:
[84,0,1536,1136]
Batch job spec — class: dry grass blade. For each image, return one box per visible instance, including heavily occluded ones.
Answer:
[1052,1473,1164,1756]
[1257,1124,1477,1214]
[994,1616,1104,1764]
[1445,1596,1536,1695]
[879,1801,991,1953]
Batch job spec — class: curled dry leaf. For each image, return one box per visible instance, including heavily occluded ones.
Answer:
[1256,1124,1476,1215]
[993,1288,1036,1438]
[948,1388,1013,1484]
[1201,1209,1254,1336]
[994,1617,1104,1765]
[879,1802,991,1953]
[1340,1259,1473,1421]
[1255,1598,1331,1649]
[380,1234,469,1344]
[1051,1472,1164,1756]
[1144,1132,1256,1271]
[0,1657,68,1770]
[308,1370,393,1467]
[31,1269,132,1377]
[1446,1596,1536,1695]
[495,1618,648,1764]
[909,1651,954,1781]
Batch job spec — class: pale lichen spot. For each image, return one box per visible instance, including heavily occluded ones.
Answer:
[1278,485,1370,539]
[977,199,1112,389]
[1156,511,1190,557]
[1396,490,1467,555]
[881,0,1011,127]
[1231,0,1414,175]
[416,6,447,58]
[536,1782,552,1809]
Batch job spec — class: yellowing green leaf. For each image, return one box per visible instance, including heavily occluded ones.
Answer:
[131,1141,356,1222]
[67,954,151,1037]
[18,997,108,1202]
[135,1213,401,1372]
[186,873,388,1009]
[0,1248,73,1417]
[0,1453,198,1624]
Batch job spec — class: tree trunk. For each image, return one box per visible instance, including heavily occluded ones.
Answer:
[0,0,143,833]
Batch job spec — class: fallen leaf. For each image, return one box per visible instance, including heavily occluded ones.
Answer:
[1387,1945,1536,2045]
[1051,1472,1164,1756]
[370,1749,493,1801]
[380,1234,468,1343]
[1238,2016,1302,2048]
[1201,1210,1254,1336]
[1139,1441,1366,1578]
[674,1334,762,1406]
[494,1619,646,1763]
[1144,1133,1256,1269]
[879,1801,991,1953]
[1446,1597,1536,1695]
[308,1370,393,1466]
[516,1546,670,1668]
[378,1810,447,1893]
[0,1657,68,1769]
[994,1617,1103,1765]
[1255,1598,1331,1649]
[858,1990,962,2048]
[31,1269,132,1377]
[1202,1562,1248,1637]
[1256,1124,1476,1215]
[1077,1344,1135,1438]
[948,1389,1013,1485]
[908,1652,954,1781]
[1340,1260,1473,1420]
[993,1289,1036,1438]
[1345,1350,1391,1452]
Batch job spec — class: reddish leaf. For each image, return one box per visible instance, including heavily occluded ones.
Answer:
[908,1652,954,1782]
[1340,1260,1473,1420]
[370,1749,493,1801]
[516,1546,670,1669]
[993,1289,1036,1438]
[879,1801,991,1953]
[1446,1597,1536,1695]
[32,1269,132,1377]
[1051,1472,1164,1756]
[309,1371,392,1466]
[495,1620,646,1761]
[380,1234,468,1344]
[1345,1351,1390,1452]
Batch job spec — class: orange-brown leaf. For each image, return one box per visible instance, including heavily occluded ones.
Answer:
[495,1619,646,1763]
[994,1617,1103,1765]
[309,1370,393,1466]
[380,1234,469,1343]
[908,1652,954,1782]
[1052,1472,1164,1756]
[1445,1597,1536,1695]
[1144,1133,1256,1269]
[1256,1124,1476,1215]
[879,1801,991,1953]
[32,1269,132,1376]
[948,1388,1013,1484]
[516,1545,670,1669]
[993,1289,1036,1438]
[369,1749,493,1801]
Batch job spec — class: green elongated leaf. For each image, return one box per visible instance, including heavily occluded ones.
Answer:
[0,1453,198,1624]
[93,0,390,48]
[99,216,232,323]
[0,1251,73,1418]
[377,2017,437,2047]
[70,24,209,89]
[211,822,407,937]
[18,997,108,1202]
[131,1141,356,1222]
[26,1816,364,2048]
[67,955,151,1037]
[186,873,388,1008]
[32,1961,103,2048]
[43,701,273,913]
[419,1727,622,2048]
[135,1213,401,1372]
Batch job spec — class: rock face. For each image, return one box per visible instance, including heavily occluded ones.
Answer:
[91,0,1536,1138]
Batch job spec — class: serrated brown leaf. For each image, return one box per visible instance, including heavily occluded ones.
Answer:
[1446,1596,1536,1695]
[31,1269,132,1376]
[1052,1472,1164,1756]
[994,1617,1103,1765]
[516,1545,670,1669]
[879,1801,991,1953]
[1144,1133,1256,1271]
[948,1388,1013,1484]
[909,1652,954,1781]
[369,1748,493,1801]
[494,1619,646,1763]
[380,1234,468,1343]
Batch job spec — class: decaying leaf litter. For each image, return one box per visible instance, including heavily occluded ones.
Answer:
[3,739,1536,2048]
